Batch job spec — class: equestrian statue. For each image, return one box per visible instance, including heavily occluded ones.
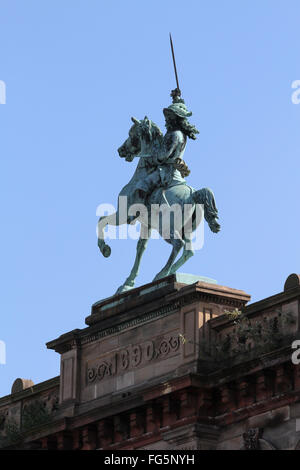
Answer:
[97,35,220,294]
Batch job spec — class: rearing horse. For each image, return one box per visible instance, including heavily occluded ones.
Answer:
[97,117,220,294]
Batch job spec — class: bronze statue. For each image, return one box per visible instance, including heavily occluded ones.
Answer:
[97,35,220,294]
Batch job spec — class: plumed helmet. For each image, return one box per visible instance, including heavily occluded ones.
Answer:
[163,100,192,119]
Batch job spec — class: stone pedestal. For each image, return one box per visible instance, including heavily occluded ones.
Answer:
[4,273,300,450]
[46,273,250,449]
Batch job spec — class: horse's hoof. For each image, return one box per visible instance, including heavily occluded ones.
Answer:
[168,267,177,275]
[209,221,221,233]
[153,271,169,282]
[102,244,111,257]
[115,284,133,295]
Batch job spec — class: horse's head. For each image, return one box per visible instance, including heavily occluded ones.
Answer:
[118,117,141,161]
[118,116,163,161]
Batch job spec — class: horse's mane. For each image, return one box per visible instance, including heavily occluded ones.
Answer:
[123,117,164,161]
[138,117,163,145]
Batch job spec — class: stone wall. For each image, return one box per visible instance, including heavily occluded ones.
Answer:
[1,273,300,450]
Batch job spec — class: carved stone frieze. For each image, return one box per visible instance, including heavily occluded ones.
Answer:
[86,333,181,384]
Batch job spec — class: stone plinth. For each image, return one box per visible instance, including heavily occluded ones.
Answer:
[47,274,250,408]
[4,273,300,450]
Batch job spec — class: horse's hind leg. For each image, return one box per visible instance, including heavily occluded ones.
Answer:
[169,236,194,275]
[116,228,151,294]
[152,237,184,282]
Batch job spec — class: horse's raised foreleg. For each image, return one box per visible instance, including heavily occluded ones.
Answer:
[97,214,113,257]
[97,210,127,257]
[152,237,184,282]
[116,228,151,294]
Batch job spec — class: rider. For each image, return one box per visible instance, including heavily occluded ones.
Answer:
[132,89,199,206]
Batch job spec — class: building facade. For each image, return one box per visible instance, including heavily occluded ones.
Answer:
[1,273,300,450]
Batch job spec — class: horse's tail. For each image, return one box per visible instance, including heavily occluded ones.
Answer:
[192,188,221,233]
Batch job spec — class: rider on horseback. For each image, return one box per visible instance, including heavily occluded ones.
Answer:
[117,89,199,220]
[98,36,220,292]
[98,88,220,291]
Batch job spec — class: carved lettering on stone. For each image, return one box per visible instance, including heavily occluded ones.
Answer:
[86,333,180,384]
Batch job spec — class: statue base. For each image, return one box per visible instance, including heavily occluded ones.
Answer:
[89,273,218,324]
[5,274,300,450]
[47,273,250,450]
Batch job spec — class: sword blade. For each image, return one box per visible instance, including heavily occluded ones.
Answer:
[169,33,180,92]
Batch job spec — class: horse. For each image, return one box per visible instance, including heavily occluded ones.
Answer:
[97,116,220,294]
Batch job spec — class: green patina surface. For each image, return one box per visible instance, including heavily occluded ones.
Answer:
[175,273,217,285]
[93,272,217,313]
[97,89,220,294]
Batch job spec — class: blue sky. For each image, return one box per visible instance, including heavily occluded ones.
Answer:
[0,0,299,397]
